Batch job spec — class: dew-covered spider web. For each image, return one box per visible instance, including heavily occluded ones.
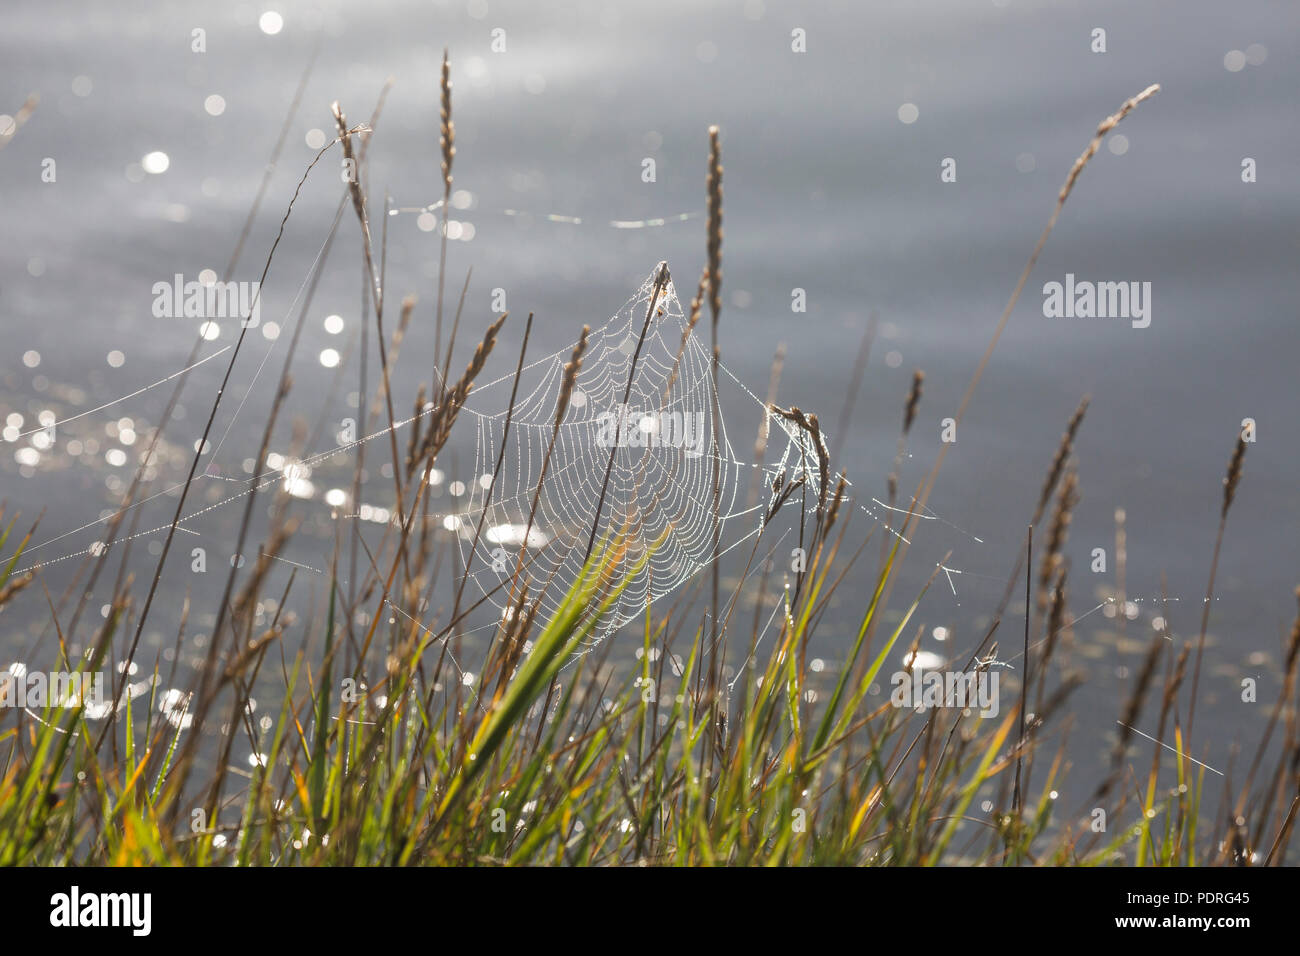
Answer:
[449,263,825,639]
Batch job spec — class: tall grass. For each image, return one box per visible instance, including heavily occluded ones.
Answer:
[0,73,1295,867]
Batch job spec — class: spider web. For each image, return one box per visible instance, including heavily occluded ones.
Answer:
[450,263,823,637]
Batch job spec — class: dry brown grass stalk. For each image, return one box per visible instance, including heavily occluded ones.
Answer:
[662,267,709,402]
[557,326,591,428]
[706,129,723,328]
[1188,433,1249,740]
[435,50,456,387]
[902,369,924,436]
[420,312,507,463]
[1034,396,1089,525]
[1222,435,1247,519]
[888,369,925,504]
[1038,468,1078,617]
[824,472,849,534]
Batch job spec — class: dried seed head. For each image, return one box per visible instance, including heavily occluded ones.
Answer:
[406,383,427,474]
[440,50,455,195]
[706,126,723,326]
[331,101,375,257]
[556,325,591,428]
[903,369,925,435]
[775,405,830,513]
[1285,586,1300,677]
[688,266,708,332]
[807,412,829,512]
[1039,469,1079,613]
[1046,565,1068,646]
[904,629,924,673]
[1035,395,1089,525]
[420,313,507,461]
[1059,85,1159,206]
[1222,435,1246,518]
[1114,627,1165,763]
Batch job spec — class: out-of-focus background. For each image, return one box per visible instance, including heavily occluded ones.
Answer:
[2,0,1297,782]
